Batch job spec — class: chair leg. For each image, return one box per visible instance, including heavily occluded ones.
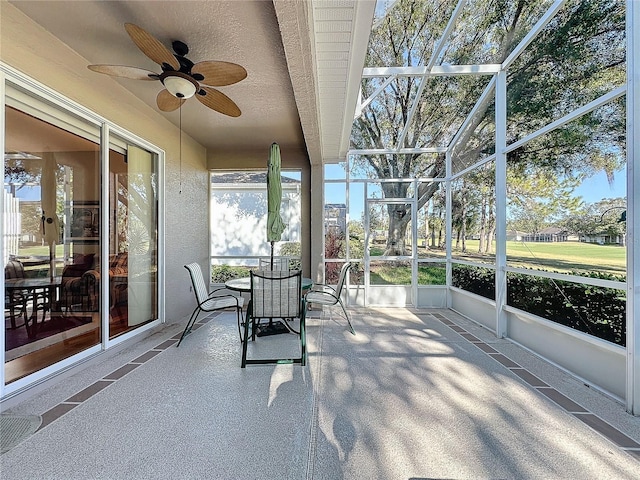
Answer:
[300,301,307,366]
[241,311,252,368]
[236,306,245,342]
[338,299,356,335]
[177,307,200,347]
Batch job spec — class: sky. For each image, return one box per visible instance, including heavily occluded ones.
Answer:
[573,169,626,204]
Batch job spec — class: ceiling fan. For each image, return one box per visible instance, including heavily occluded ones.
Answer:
[88,23,246,117]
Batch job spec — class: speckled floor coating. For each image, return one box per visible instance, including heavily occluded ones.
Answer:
[1,307,639,479]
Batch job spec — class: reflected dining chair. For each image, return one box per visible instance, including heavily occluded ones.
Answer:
[178,262,245,347]
[4,259,46,333]
[305,262,356,335]
[242,269,306,367]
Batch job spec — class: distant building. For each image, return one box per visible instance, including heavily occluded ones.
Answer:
[506,230,527,241]
[324,203,346,235]
[521,227,578,242]
[581,233,624,245]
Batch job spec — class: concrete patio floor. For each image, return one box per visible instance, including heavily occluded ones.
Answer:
[1,307,640,479]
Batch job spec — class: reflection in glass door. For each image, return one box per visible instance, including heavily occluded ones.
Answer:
[108,139,159,339]
[4,100,102,384]
[365,199,416,306]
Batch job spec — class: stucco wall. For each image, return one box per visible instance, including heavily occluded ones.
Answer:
[1,2,207,325]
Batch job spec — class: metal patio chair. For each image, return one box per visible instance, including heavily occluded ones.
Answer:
[178,262,244,347]
[305,262,356,335]
[241,269,306,367]
[258,257,289,271]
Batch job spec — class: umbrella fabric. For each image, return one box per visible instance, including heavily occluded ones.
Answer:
[40,152,60,279]
[266,142,286,242]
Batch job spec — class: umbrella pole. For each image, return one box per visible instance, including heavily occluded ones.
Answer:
[270,241,274,270]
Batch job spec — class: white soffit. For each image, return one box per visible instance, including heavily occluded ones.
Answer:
[276,0,374,166]
[313,0,375,163]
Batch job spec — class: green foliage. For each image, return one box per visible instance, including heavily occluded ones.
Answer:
[325,229,346,259]
[452,264,626,346]
[452,264,496,299]
[347,221,365,258]
[508,272,626,346]
[279,242,301,258]
[211,265,250,283]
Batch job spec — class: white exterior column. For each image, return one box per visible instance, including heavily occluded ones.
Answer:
[495,70,508,338]
[445,150,453,308]
[626,0,640,415]
[310,162,324,284]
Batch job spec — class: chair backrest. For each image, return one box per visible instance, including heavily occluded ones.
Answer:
[250,269,302,318]
[334,262,352,296]
[258,257,289,271]
[184,263,209,305]
[5,260,26,280]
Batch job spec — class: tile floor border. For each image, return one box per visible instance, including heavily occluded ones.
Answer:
[431,312,640,461]
[31,313,220,435]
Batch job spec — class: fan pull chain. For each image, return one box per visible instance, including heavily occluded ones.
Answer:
[179,103,182,194]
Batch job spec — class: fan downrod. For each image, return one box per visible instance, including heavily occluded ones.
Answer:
[172,40,189,57]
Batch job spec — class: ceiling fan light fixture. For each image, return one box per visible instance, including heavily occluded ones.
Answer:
[162,73,198,99]
[88,24,245,115]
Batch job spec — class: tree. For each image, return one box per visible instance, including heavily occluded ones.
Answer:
[351,0,625,256]
[560,197,626,245]
[506,167,582,234]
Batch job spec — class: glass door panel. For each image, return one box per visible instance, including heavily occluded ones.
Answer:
[108,138,159,338]
[4,102,101,383]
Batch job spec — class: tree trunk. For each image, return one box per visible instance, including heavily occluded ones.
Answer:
[430,219,437,248]
[385,204,410,255]
[460,195,467,253]
[478,195,487,253]
[486,212,496,254]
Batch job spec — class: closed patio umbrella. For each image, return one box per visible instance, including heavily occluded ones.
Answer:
[41,152,60,280]
[266,142,286,268]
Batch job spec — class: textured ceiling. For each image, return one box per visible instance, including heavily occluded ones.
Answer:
[7,0,375,166]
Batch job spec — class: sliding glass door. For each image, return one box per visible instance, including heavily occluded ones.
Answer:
[3,80,161,388]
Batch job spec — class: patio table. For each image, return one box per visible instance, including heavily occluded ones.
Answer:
[225,276,313,293]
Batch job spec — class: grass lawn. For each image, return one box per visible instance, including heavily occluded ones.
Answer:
[370,239,626,283]
[455,240,626,277]
[369,263,446,285]
[18,245,65,257]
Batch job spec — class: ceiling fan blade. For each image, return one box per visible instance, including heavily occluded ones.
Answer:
[191,61,247,86]
[88,64,159,80]
[124,23,180,70]
[157,89,185,112]
[196,86,241,117]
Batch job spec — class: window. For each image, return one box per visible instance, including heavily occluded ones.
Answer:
[210,170,301,281]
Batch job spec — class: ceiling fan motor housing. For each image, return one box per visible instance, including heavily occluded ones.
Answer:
[160,71,199,98]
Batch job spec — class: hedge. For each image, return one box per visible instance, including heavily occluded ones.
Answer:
[452,264,626,346]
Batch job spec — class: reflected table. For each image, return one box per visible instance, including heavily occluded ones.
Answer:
[5,277,62,338]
